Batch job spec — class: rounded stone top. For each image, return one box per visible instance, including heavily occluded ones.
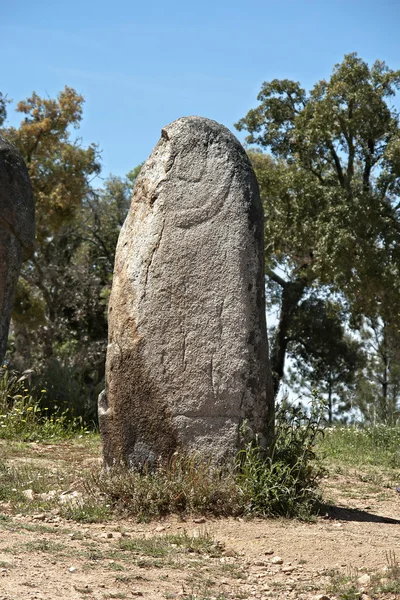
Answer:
[0,135,35,259]
[133,116,260,231]
[160,115,249,158]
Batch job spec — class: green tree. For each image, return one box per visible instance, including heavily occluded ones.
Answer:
[237,54,400,397]
[0,89,138,419]
[0,92,9,127]
[286,296,363,423]
[1,87,101,370]
[352,318,400,424]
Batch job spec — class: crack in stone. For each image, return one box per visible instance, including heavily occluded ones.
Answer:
[182,331,187,373]
[210,300,225,398]
[142,219,166,294]
[0,215,20,247]
[237,390,247,447]
[210,354,215,397]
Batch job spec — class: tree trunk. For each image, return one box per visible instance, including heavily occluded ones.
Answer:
[328,380,333,425]
[11,320,31,371]
[270,277,307,398]
[381,326,389,423]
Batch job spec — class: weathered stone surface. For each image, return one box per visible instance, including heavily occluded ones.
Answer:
[99,116,273,467]
[0,135,35,364]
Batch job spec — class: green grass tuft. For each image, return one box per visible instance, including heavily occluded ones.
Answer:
[319,425,400,468]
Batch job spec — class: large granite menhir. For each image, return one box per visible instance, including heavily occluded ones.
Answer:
[99,116,273,467]
[0,135,35,365]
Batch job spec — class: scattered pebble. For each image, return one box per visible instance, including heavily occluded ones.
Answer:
[68,567,77,573]
[22,489,34,500]
[270,556,283,565]
[357,573,371,586]
[222,548,237,557]
[282,566,296,573]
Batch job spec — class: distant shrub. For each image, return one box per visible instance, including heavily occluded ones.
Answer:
[0,367,88,441]
[38,358,99,425]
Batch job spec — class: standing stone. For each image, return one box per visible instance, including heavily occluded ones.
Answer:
[0,135,35,365]
[99,116,273,467]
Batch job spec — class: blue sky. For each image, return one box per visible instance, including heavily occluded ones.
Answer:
[2,0,399,181]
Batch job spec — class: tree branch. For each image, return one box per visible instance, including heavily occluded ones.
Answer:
[266,268,288,288]
[327,140,346,189]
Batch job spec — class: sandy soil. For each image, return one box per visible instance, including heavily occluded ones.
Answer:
[0,442,399,600]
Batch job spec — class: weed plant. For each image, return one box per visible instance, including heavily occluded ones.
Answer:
[0,367,88,441]
[236,395,325,517]
[86,454,241,521]
[87,394,325,520]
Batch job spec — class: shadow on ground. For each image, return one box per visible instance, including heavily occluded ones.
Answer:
[320,503,400,524]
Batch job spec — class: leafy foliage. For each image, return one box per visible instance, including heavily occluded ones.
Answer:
[0,88,136,419]
[286,296,364,422]
[236,393,325,517]
[238,54,400,398]
[351,319,400,425]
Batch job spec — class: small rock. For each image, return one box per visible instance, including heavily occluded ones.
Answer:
[264,548,274,555]
[32,514,46,521]
[155,525,165,532]
[58,490,82,505]
[121,531,131,537]
[68,567,77,573]
[193,517,206,524]
[271,556,283,565]
[357,574,371,586]
[360,594,372,600]
[222,548,237,557]
[22,489,34,500]
[311,595,331,600]
[39,490,57,501]
[282,566,295,573]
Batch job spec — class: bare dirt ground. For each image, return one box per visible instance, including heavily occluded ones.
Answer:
[0,440,400,600]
